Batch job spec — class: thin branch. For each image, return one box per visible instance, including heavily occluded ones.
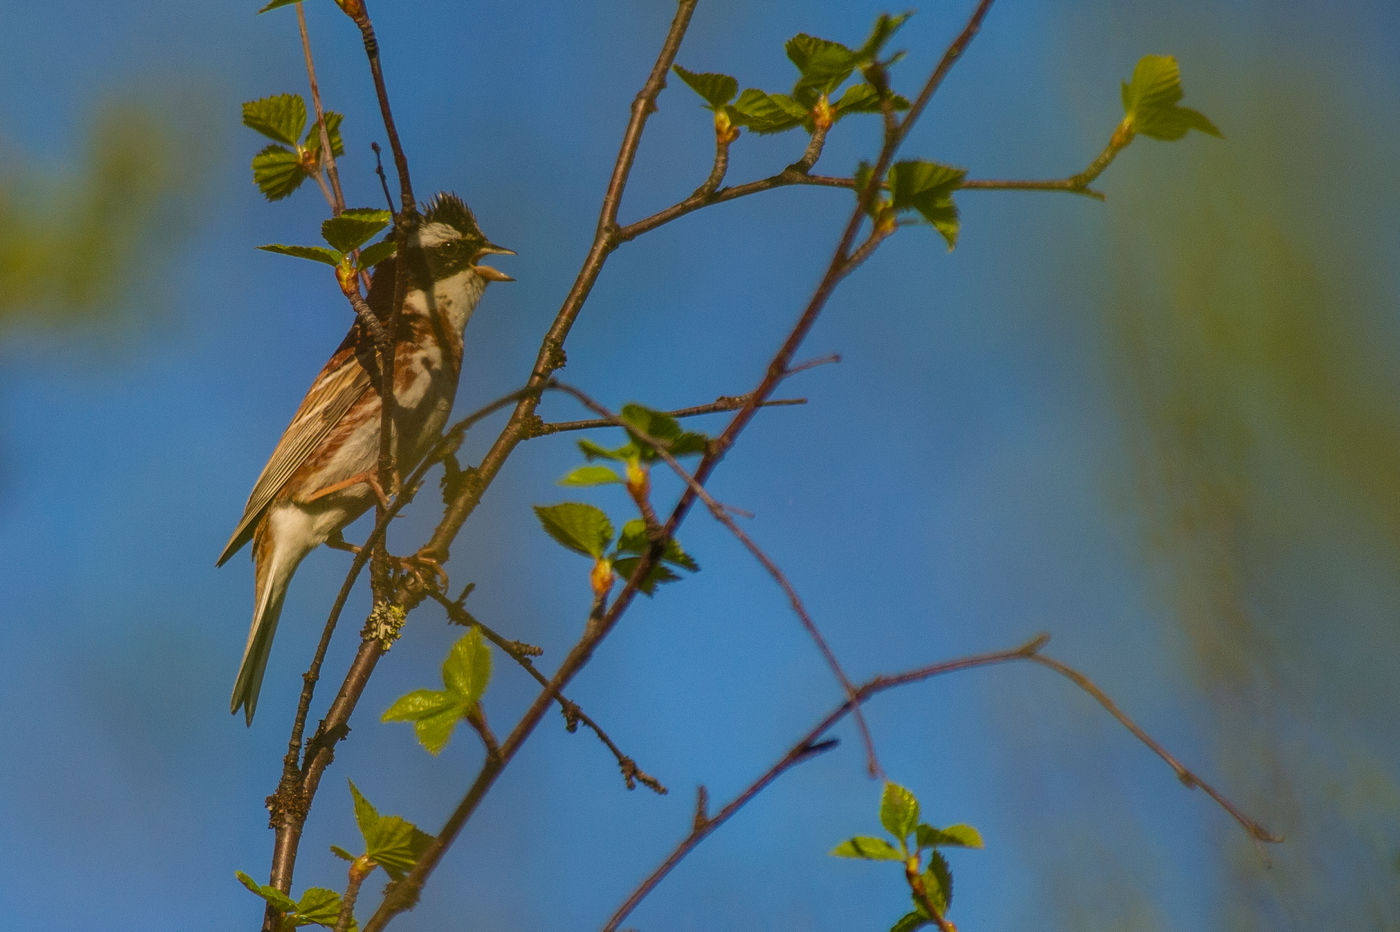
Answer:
[548,380,883,777]
[605,636,1046,931]
[296,3,346,214]
[534,394,805,437]
[1027,653,1283,845]
[345,0,414,212]
[429,590,667,795]
[606,631,1279,927]
[960,177,1106,200]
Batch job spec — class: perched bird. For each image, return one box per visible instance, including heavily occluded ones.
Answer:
[217,192,512,725]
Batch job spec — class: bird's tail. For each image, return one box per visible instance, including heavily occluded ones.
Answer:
[231,547,295,726]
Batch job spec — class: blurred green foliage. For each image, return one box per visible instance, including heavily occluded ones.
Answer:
[1103,52,1400,931]
[0,101,201,335]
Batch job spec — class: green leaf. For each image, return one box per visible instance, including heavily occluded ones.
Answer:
[559,465,624,486]
[356,238,398,270]
[304,110,345,159]
[236,870,298,913]
[295,888,347,928]
[257,243,343,266]
[329,845,356,862]
[729,88,807,134]
[1121,54,1222,141]
[441,628,491,705]
[787,33,857,94]
[620,404,709,458]
[349,780,380,839]
[918,850,953,916]
[611,556,681,595]
[364,816,433,882]
[577,437,631,462]
[854,160,880,215]
[322,208,392,253]
[616,519,699,571]
[831,836,905,860]
[533,502,614,558]
[855,12,912,63]
[381,688,465,755]
[345,781,434,882]
[891,913,932,932]
[832,84,911,116]
[915,823,984,850]
[258,0,304,12]
[672,65,738,110]
[880,782,920,842]
[242,94,307,147]
[251,144,308,201]
[888,160,966,250]
[888,160,965,206]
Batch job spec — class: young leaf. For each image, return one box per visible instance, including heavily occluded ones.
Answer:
[257,243,343,266]
[611,556,681,595]
[295,888,348,928]
[855,12,912,63]
[322,208,392,253]
[258,0,305,12]
[915,823,985,850]
[880,782,920,842]
[830,836,905,861]
[787,33,858,96]
[345,781,433,882]
[235,870,298,913]
[382,689,463,754]
[729,88,808,134]
[533,503,614,558]
[559,465,624,487]
[441,627,491,706]
[917,850,953,915]
[304,110,346,159]
[888,160,966,250]
[578,437,632,462]
[832,84,911,116]
[616,519,699,571]
[356,239,398,270]
[381,630,490,754]
[620,403,708,458]
[890,912,932,932]
[242,94,307,147]
[329,845,356,862]
[672,65,738,110]
[251,144,307,201]
[1121,54,1222,141]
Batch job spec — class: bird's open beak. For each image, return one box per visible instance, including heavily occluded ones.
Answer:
[472,243,516,282]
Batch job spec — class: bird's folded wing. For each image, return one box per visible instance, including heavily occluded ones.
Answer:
[217,354,374,565]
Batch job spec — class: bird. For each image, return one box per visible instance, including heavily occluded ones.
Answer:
[217,192,512,725]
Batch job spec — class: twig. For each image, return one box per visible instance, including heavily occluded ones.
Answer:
[605,631,1278,927]
[429,590,667,795]
[1027,653,1283,845]
[533,394,805,437]
[547,380,884,777]
[343,0,414,212]
[295,3,346,214]
[604,638,1046,930]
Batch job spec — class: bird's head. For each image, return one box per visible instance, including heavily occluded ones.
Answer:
[407,191,514,286]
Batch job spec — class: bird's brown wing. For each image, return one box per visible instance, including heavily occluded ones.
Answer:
[216,350,374,566]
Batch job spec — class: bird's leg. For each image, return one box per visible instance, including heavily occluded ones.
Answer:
[325,530,361,555]
[296,471,396,509]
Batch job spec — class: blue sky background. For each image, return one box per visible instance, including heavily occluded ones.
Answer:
[2,0,1399,929]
